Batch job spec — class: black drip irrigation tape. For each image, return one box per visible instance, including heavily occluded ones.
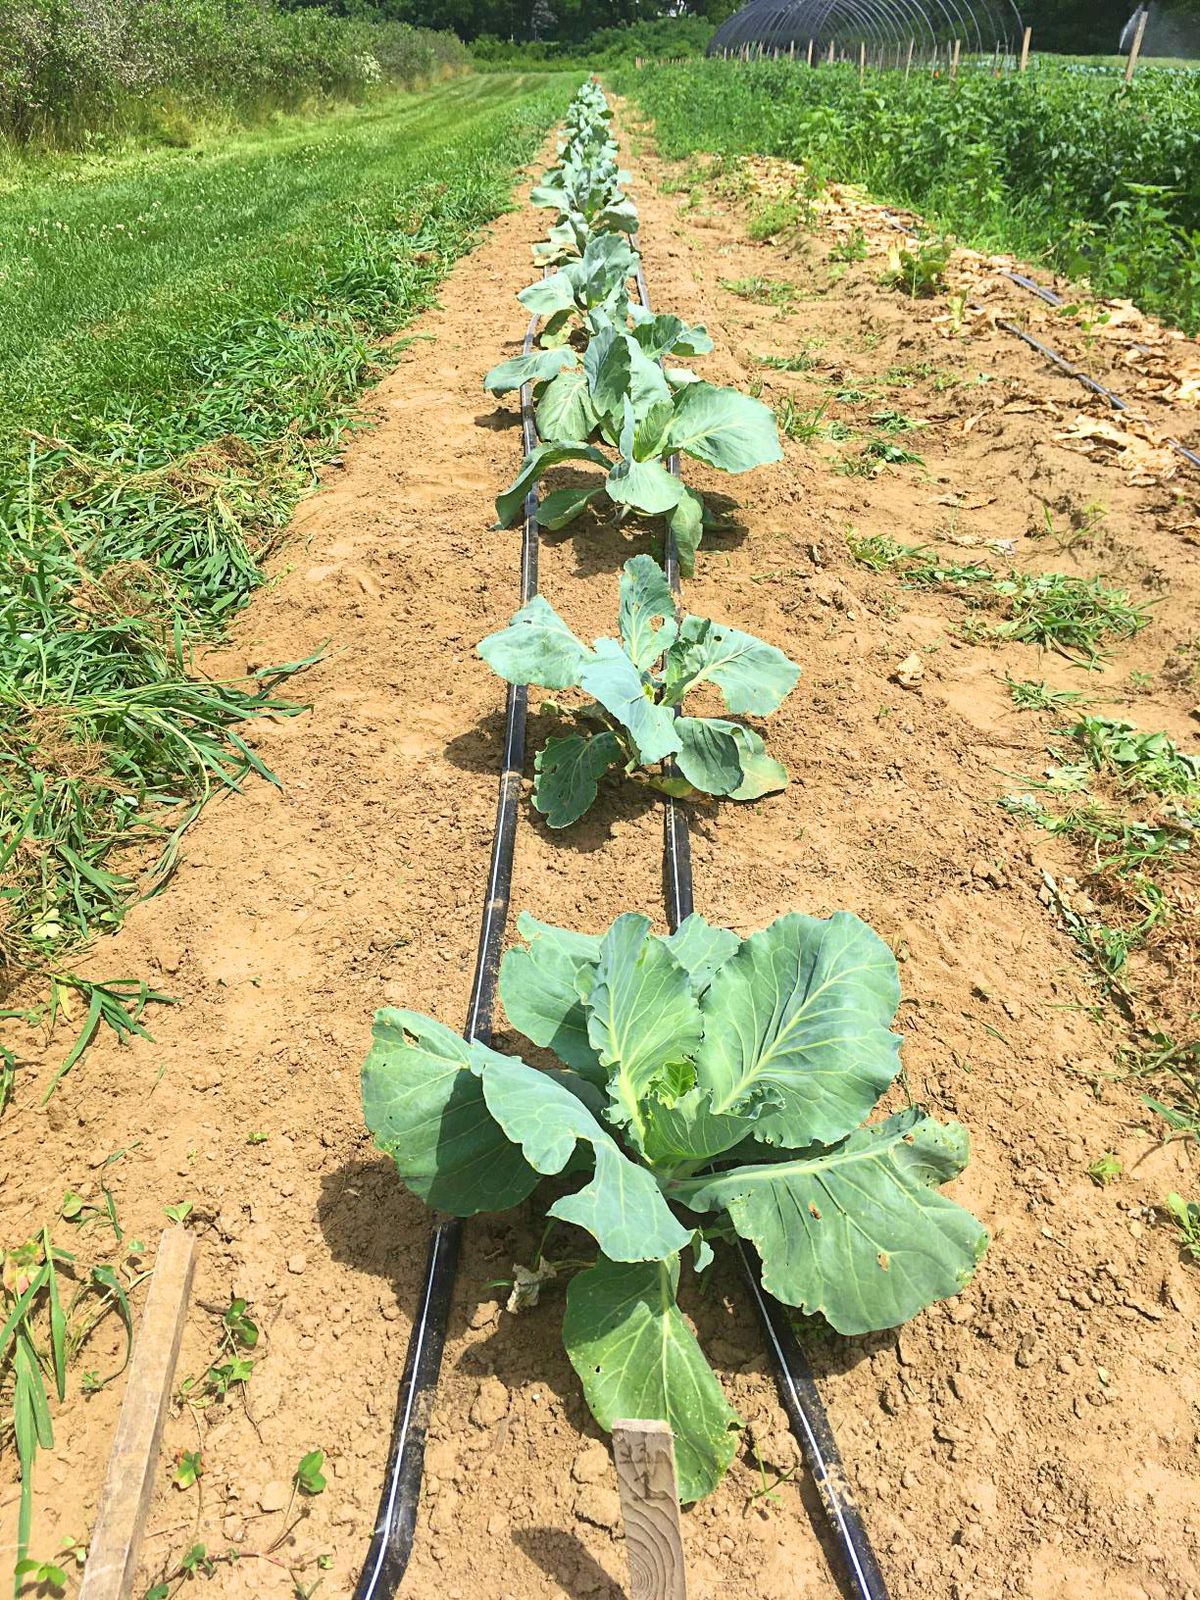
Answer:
[635,259,891,1600]
[879,211,1200,473]
[352,306,543,1600]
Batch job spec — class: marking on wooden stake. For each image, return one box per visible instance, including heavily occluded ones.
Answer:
[612,1420,687,1600]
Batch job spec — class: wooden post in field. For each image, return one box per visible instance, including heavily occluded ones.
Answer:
[828,38,835,64]
[950,38,961,77]
[905,36,915,76]
[859,39,866,80]
[612,1422,687,1600]
[79,1230,197,1600]
[807,37,814,65]
[1019,25,1032,71]
[1124,7,1148,81]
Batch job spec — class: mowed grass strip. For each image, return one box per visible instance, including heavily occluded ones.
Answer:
[0,73,571,1089]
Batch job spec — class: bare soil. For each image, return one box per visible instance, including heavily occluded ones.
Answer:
[3,106,1199,1600]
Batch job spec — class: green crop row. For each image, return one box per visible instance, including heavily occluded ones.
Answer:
[618,58,1200,333]
[360,79,988,1505]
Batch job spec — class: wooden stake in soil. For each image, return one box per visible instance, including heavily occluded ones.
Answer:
[858,39,866,80]
[1125,7,1148,81]
[79,1228,197,1600]
[1019,24,1032,71]
[950,38,962,77]
[807,36,814,65]
[612,1421,687,1600]
[905,35,915,77]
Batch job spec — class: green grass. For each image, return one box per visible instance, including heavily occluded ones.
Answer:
[847,535,1150,663]
[0,72,570,1086]
[719,275,796,306]
[2,76,562,432]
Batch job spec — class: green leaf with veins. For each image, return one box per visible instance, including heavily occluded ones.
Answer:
[641,1085,752,1167]
[495,442,611,528]
[584,321,634,420]
[666,487,704,576]
[579,914,703,1147]
[664,382,783,473]
[533,731,625,827]
[484,347,577,395]
[537,367,599,444]
[673,716,745,796]
[633,398,674,461]
[518,271,579,318]
[694,912,903,1148]
[629,310,715,361]
[477,594,593,690]
[675,1109,989,1335]
[536,484,603,530]
[579,639,681,764]
[606,455,686,517]
[662,914,740,995]
[499,915,603,1078]
[563,1255,741,1503]
[361,1011,539,1215]
[664,615,800,714]
[617,554,677,670]
[478,1055,691,1261]
[728,726,788,799]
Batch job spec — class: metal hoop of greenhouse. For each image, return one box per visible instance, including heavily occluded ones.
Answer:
[708,0,1026,60]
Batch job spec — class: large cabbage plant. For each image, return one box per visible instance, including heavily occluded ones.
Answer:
[361,908,988,1502]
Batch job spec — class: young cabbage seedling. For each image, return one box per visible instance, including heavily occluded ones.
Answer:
[477,555,799,825]
[490,313,780,572]
[514,233,646,348]
[361,909,988,1502]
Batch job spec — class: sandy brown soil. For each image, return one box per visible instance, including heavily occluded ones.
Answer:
[3,101,1200,1600]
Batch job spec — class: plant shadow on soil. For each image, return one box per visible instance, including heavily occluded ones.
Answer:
[512,1528,622,1598]
[475,405,523,433]
[442,709,663,853]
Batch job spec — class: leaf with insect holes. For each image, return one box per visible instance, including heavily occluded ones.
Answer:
[674,1110,988,1335]
[693,912,903,1149]
[617,554,677,670]
[533,731,624,827]
[295,1450,327,1496]
[578,639,681,765]
[563,1255,741,1504]
[499,914,604,1080]
[663,616,800,715]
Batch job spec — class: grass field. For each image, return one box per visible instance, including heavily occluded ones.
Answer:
[0,72,570,1093]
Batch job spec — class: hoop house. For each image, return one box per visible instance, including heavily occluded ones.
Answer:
[708,0,1025,57]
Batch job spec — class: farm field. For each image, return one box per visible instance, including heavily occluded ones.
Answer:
[618,58,1200,334]
[2,63,1200,1600]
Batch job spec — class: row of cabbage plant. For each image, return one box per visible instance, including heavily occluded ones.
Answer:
[360,79,989,1506]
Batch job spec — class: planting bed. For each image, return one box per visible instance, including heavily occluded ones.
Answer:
[3,89,1200,1600]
